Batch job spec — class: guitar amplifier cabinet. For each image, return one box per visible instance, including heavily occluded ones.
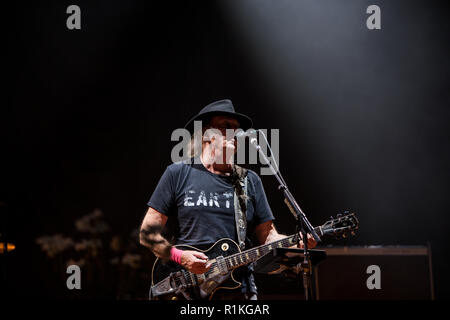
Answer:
[314,246,434,300]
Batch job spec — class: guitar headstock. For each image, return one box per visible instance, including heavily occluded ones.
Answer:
[319,211,359,240]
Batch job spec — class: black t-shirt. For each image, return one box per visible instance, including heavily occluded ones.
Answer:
[147,157,275,294]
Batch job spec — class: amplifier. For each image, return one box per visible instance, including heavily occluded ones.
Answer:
[314,245,434,300]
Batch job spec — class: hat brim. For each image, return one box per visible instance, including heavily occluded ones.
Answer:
[184,111,253,134]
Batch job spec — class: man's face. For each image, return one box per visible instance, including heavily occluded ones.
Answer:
[205,115,240,163]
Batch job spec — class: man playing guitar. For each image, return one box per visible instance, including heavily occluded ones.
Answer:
[139,99,316,300]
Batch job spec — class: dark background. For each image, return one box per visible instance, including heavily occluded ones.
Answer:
[1,0,449,299]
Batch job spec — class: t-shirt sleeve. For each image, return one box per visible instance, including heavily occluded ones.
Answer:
[250,173,275,225]
[147,166,176,216]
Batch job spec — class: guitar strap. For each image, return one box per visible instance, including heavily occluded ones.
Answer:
[233,165,248,250]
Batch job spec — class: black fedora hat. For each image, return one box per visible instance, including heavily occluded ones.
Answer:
[184,99,253,133]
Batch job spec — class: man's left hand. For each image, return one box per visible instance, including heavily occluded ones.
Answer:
[298,233,317,249]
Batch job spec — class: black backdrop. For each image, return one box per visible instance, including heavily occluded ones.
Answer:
[2,0,449,299]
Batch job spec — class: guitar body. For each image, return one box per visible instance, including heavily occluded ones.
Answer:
[151,238,243,300]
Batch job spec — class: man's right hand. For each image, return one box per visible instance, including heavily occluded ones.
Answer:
[180,250,212,274]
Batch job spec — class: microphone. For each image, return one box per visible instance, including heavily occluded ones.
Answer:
[235,129,258,145]
[235,129,257,138]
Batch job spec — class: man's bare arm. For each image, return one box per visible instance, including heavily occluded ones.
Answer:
[254,220,317,248]
[254,220,287,245]
[139,207,211,274]
[139,207,172,259]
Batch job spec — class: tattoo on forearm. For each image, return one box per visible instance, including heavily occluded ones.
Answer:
[140,225,172,260]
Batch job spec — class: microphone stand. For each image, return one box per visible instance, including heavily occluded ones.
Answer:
[248,132,321,300]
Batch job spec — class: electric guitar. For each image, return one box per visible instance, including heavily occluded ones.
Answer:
[150,212,358,300]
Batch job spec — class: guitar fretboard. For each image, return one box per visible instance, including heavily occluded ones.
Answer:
[223,234,300,270]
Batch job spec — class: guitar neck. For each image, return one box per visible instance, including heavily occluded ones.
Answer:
[224,226,321,270]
